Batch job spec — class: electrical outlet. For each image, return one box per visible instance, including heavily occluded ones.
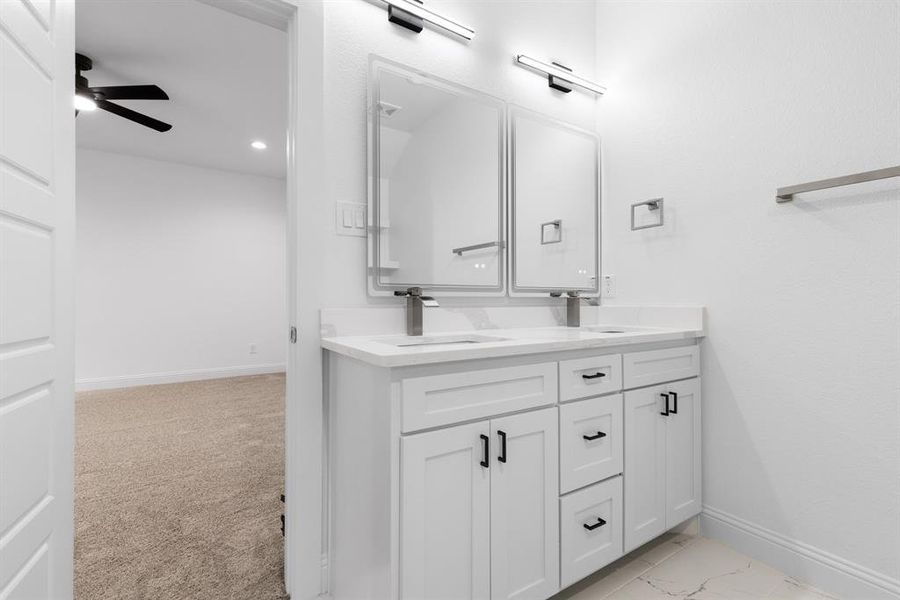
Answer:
[601,275,617,298]
[249,343,258,355]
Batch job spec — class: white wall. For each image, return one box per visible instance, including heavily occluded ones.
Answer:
[595,2,900,598]
[76,148,286,389]
[320,0,601,306]
[288,4,603,596]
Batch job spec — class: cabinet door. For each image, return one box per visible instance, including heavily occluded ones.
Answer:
[401,422,491,600]
[490,408,560,600]
[665,379,702,526]
[624,386,667,552]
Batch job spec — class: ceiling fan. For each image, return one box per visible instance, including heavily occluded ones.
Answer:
[75,52,172,132]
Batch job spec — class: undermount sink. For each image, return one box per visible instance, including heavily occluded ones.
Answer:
[581,325,643,334]
[376,334,509,348]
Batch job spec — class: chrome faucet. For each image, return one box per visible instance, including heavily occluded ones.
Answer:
[394,287,439,336]
[550,290,594,327]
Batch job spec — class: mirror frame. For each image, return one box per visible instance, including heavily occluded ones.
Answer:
[508,105,601,296]
[367,56,508,296]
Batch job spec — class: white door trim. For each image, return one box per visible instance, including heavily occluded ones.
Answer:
[255,2,328,598]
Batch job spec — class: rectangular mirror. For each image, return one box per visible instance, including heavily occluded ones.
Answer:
[368,58,506,295]
[510,107,599,295]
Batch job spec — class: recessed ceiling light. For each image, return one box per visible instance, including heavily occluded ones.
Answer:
[251,140,267,150]
[74,93,97,112]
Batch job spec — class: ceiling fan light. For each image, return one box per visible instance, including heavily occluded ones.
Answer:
[74,93,98,112]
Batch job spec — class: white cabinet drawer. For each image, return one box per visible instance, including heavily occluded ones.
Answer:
[401,363,558,432]
[560,476,623,589]
[558,354,622,402]
[559,395,623,494]
[623,345,699,389]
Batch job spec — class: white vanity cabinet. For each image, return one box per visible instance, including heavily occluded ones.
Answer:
[326,339,702,600]
[624,376,702,552]
[489,409,560,600]
[400,421,492,600]
[400,408,559,600]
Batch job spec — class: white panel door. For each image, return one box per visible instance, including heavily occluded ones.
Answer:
[665,379,702,526]
[490,408,559,600]
[624,386,667,552]
[400,422,491,600]
[0,0,75,599]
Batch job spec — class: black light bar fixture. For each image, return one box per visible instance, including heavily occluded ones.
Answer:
[379,0,474,40]
[515,54,606,95]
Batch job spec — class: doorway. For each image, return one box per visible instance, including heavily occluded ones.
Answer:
[73,1,290,597]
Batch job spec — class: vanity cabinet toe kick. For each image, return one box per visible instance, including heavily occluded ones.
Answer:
[326,342,702,600]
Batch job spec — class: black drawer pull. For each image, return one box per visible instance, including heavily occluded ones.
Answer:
[498,430,507,463]
[660,393,670,416]
[582,372,606,380]
[480,434,489,468]
[583,431,607,441]
[670,391,678,414]
[583,517,607,531]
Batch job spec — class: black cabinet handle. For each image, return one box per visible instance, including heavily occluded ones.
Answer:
[660,393,670,416]
[498,430,507,463]
[480,434,489,468]
[670,391,678,414]
[583,431,607,441]
[583,517,607,531]
[582,372,606,380]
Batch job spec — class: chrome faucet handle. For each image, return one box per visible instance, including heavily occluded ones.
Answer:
[396,286,436,336]
[394,286,424,297]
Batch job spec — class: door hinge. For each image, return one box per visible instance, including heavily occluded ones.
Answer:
[289,326,297,344]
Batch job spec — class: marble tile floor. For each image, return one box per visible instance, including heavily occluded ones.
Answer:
[553,533,837,600]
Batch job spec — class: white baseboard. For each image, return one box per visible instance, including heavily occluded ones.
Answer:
[701,505,900,600]
[75,363,286,391]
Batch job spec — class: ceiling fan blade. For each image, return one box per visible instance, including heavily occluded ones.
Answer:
[96,99,172,132]
[90,84,169,100]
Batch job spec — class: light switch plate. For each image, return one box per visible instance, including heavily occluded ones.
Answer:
[602,274,617,298]
[335,202,367,237]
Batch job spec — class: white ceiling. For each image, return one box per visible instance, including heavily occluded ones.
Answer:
[75,0,287,179]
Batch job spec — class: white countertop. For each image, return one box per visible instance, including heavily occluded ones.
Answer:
[321,325,704,368]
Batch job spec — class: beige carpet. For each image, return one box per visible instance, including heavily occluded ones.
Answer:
[75,374,287,600]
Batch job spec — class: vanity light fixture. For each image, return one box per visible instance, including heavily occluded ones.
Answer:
[515,55,606,95]
[377,0,474,41]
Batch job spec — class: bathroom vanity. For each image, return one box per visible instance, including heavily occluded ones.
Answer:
[323,323,703,600]
[325,56,704,599]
